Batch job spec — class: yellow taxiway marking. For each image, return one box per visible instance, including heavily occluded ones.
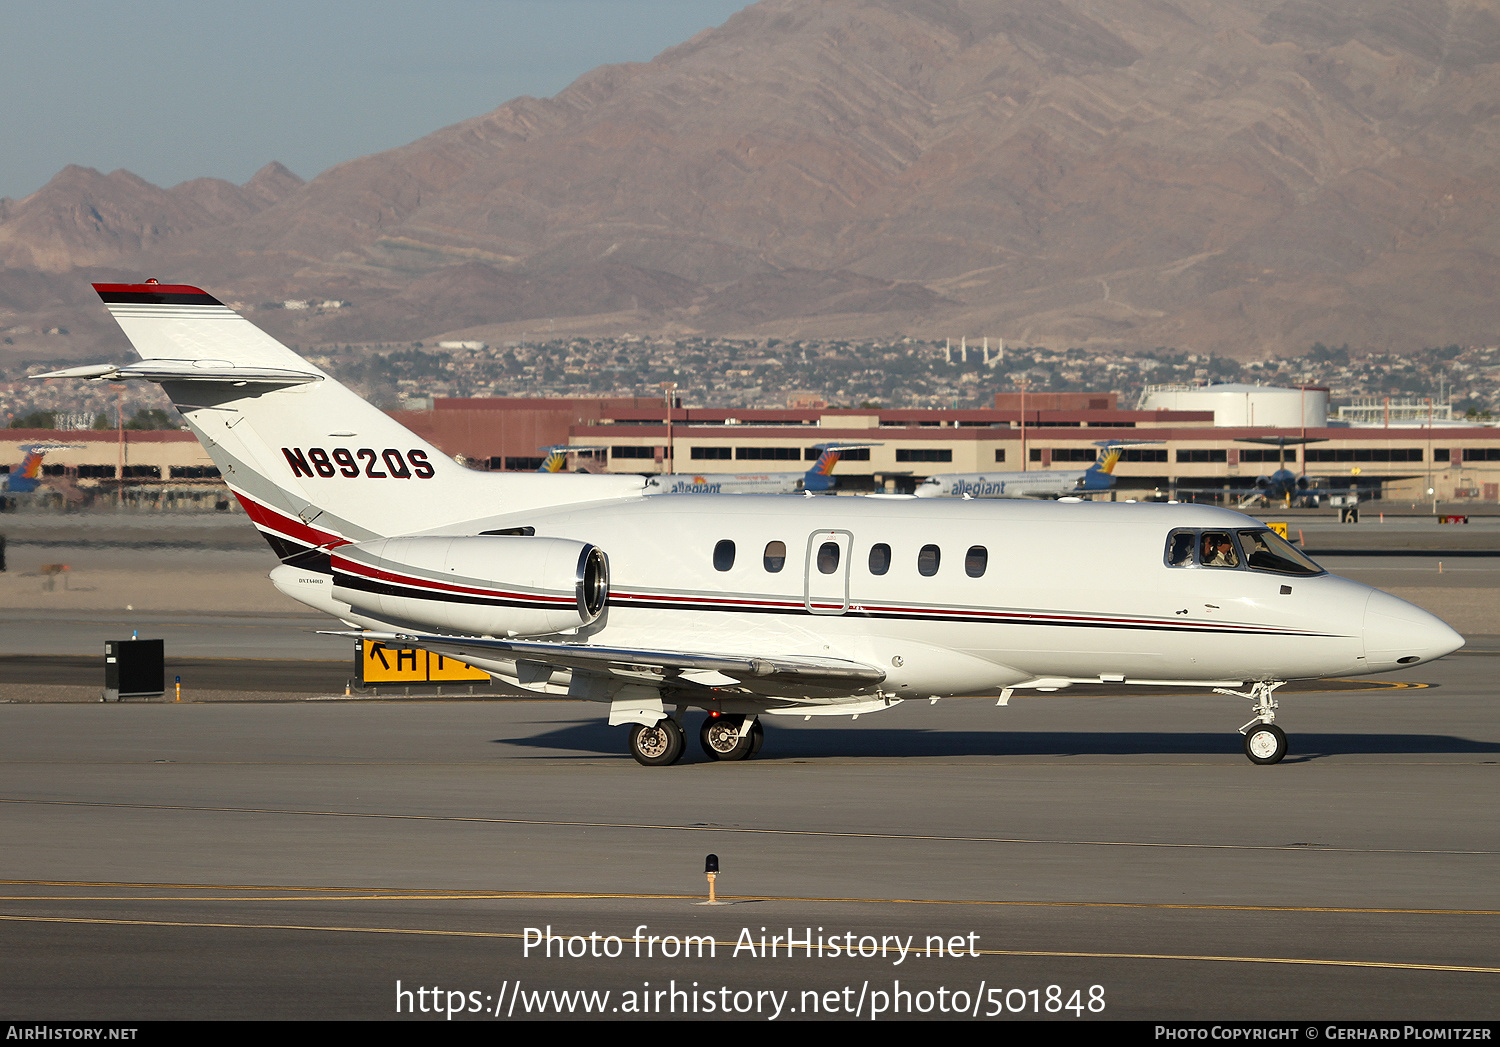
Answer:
[1,797,1493,855]
[0,914,1494,975]
[0,880,1495,917]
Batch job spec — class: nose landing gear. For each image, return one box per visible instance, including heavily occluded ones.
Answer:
[1216,680,1289,765]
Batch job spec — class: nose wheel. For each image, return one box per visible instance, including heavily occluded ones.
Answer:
[1243,722,1287,764]
[628,719,685,766]
[1216,681,1289,765]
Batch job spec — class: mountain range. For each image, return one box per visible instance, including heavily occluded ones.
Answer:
[4,0,1499,361]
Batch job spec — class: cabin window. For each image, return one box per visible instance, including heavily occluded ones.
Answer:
[1238,529,1323,576]
[868,543,891,576]
[1166,530,1196,567]
[1198,531,1240,568]
[763,541,786,572]
[817,541,841,575]
[965,546,988,578]
[713,540,736,572]
[918,544,941,576]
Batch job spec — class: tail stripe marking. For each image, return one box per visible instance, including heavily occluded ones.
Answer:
[94,284,222,306]
[233,493,349,550]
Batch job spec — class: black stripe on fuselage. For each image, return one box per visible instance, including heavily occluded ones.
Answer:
[331,569,1327,637]
[333,571,563,611]
[97,290,223,306]
[605,593,1328,637]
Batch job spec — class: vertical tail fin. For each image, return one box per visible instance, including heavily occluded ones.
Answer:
[70,282,642,555]
[809,446,842,477]
[802,447,844,492]
[16,447,47,483]
[801,442,880,493]
[1079,447,1122,492]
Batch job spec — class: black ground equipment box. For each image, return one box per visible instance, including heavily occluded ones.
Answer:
[104,639,164,701]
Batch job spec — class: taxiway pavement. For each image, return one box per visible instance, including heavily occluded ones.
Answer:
[0,656,1494,1020]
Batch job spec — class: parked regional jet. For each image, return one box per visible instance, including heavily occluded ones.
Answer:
[643,443,874,495]
[914,444,1130,498]
[36,282,1464,767]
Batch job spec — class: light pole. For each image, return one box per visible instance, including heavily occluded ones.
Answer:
[661,381,677,476]
[1014,376,1029,471]
[1426,397,1434,515]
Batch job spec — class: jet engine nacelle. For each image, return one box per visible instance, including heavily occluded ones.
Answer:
[331,535,608,637]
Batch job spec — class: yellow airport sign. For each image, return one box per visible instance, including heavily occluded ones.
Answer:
[429,651,490,680]
[360,640,489,684]
[1267,521,1288,539]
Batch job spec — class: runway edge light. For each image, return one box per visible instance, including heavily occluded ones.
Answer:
[701,854,722,906]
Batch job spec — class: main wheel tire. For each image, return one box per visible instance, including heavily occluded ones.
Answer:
[700,715,754,761]
[1243,723,1287,765]
[748,718,765,756]
[629,720,685,766]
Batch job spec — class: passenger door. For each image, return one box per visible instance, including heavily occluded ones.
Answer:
[803,529,853,615]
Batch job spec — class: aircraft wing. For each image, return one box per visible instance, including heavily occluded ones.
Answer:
[329,629,887,698]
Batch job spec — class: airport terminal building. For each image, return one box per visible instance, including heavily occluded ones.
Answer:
[7,387,1500,506]
[387,390,1500,504]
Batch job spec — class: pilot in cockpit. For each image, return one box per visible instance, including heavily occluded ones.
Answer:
[1201,533,1238,567]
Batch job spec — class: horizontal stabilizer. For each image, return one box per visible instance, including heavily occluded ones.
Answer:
[32,360,322,386]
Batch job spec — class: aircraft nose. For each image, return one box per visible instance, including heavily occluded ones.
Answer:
[1363,589,1465,667]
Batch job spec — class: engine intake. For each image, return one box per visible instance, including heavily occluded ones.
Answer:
[332,534,609,637]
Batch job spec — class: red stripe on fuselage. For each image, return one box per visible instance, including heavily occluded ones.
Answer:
[606,589,1321,636]
[331,555,572,606]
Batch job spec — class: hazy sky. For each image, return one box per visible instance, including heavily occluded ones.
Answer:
[0,0,752,200]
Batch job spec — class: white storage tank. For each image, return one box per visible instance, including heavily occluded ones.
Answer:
[1139,384,1327,428]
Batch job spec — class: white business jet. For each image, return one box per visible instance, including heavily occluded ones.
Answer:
[36,282,1463,766]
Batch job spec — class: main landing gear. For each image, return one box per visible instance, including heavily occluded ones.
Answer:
[699,714,763,761]
[628,719,685,766]
[626,714,765,765]
[1215,681,1289,765]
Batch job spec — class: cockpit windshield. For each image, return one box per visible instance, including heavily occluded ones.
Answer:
[1164,527,1324,576]
[1237,529,1324,576]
